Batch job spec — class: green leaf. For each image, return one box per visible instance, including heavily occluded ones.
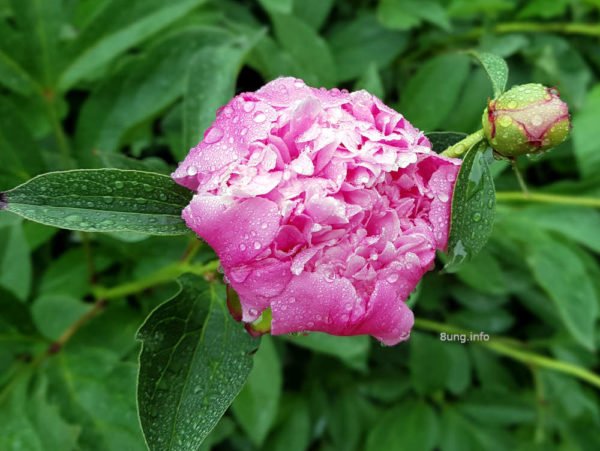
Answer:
[573,84,600,179]
[75,27,232,161]
[281,333,370,371]
[328,14,408,82]
[457,390,536,425]
[31,294,91,340]
[1,169,192,235]
[366,402,439,451]
[232,335,282,446]
[355,63,385,99]
[9,0,62,87]
[426,132,468,153]
[292,0,334,30]
[47,347,147,450]
[0,374,80,451]
[526,238,598,349]
[409,332,451,394]
[0,48,40,95]
[137,275,259,450]
[400,53,471,130]
[264,397,311,451]
[0,98,46,190]
[58,0,208,91]
[508,205,600,253]
[271,13,337,86]
[377,0,451,31]
[183,33,263,152]
[440,407,514,451]
[445,146,496,271]
[0,218,31,300]
[468,51,508,98]
[258,0,292,14]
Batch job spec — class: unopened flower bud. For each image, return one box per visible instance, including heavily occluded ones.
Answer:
[482,83,570,157]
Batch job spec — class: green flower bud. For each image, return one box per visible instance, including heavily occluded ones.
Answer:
[482,83,570,158]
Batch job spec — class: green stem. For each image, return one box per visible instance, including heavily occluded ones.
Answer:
[92,260,220,300]
[440,129,485,158]
[492,22,600,37]
[414,319,600,389]
[496,191,600,208]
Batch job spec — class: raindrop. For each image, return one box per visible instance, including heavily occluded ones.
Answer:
[507,101,517,109]
[239,243,247,251]
[531,115,543,127]
[253,241,261,250]
[204,126,224,144]
[260,222,268,230]
[243,102,255,113]
[115,181,124,189]
[240,127,248,136]
[472,212,482,222]
[187,166,198,176]
[498,116,512,127]
[386,273,399,283]
[253,112,266,123]
[487,199,494,208]
[65,214,82,223]
[437,192,449,202]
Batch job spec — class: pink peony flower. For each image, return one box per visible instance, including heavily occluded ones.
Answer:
[173,77,460,345]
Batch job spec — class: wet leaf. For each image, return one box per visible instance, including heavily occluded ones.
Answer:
[137,275,259,450]
[445,145,496,271]
[468,51,508,98]
[1,169,192,235]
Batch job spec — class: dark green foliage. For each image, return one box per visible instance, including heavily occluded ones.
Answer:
[0,1,599,450]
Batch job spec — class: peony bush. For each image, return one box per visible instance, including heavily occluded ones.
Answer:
[0,2,598,450]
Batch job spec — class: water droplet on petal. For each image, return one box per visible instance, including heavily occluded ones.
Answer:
[531,115,543,126]
[253,241,261,250]
[239,243,247,251]
[243,102,255,113]
[386,273,399,283]
[253,112,266,123]
[204,126,223,144]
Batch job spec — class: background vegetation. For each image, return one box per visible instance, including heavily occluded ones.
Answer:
[1,0,600,449]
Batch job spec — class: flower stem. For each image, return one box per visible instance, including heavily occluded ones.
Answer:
[440,129,485,158]
[92,260,220,300]
[496,191,600,208]
[491,22,600,37]
[414,318,600,389]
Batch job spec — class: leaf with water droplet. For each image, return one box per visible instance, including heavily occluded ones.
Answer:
[444,144,496,272]
[137,275,260,450]
[1,169,193,235]
[468,50,508,98]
